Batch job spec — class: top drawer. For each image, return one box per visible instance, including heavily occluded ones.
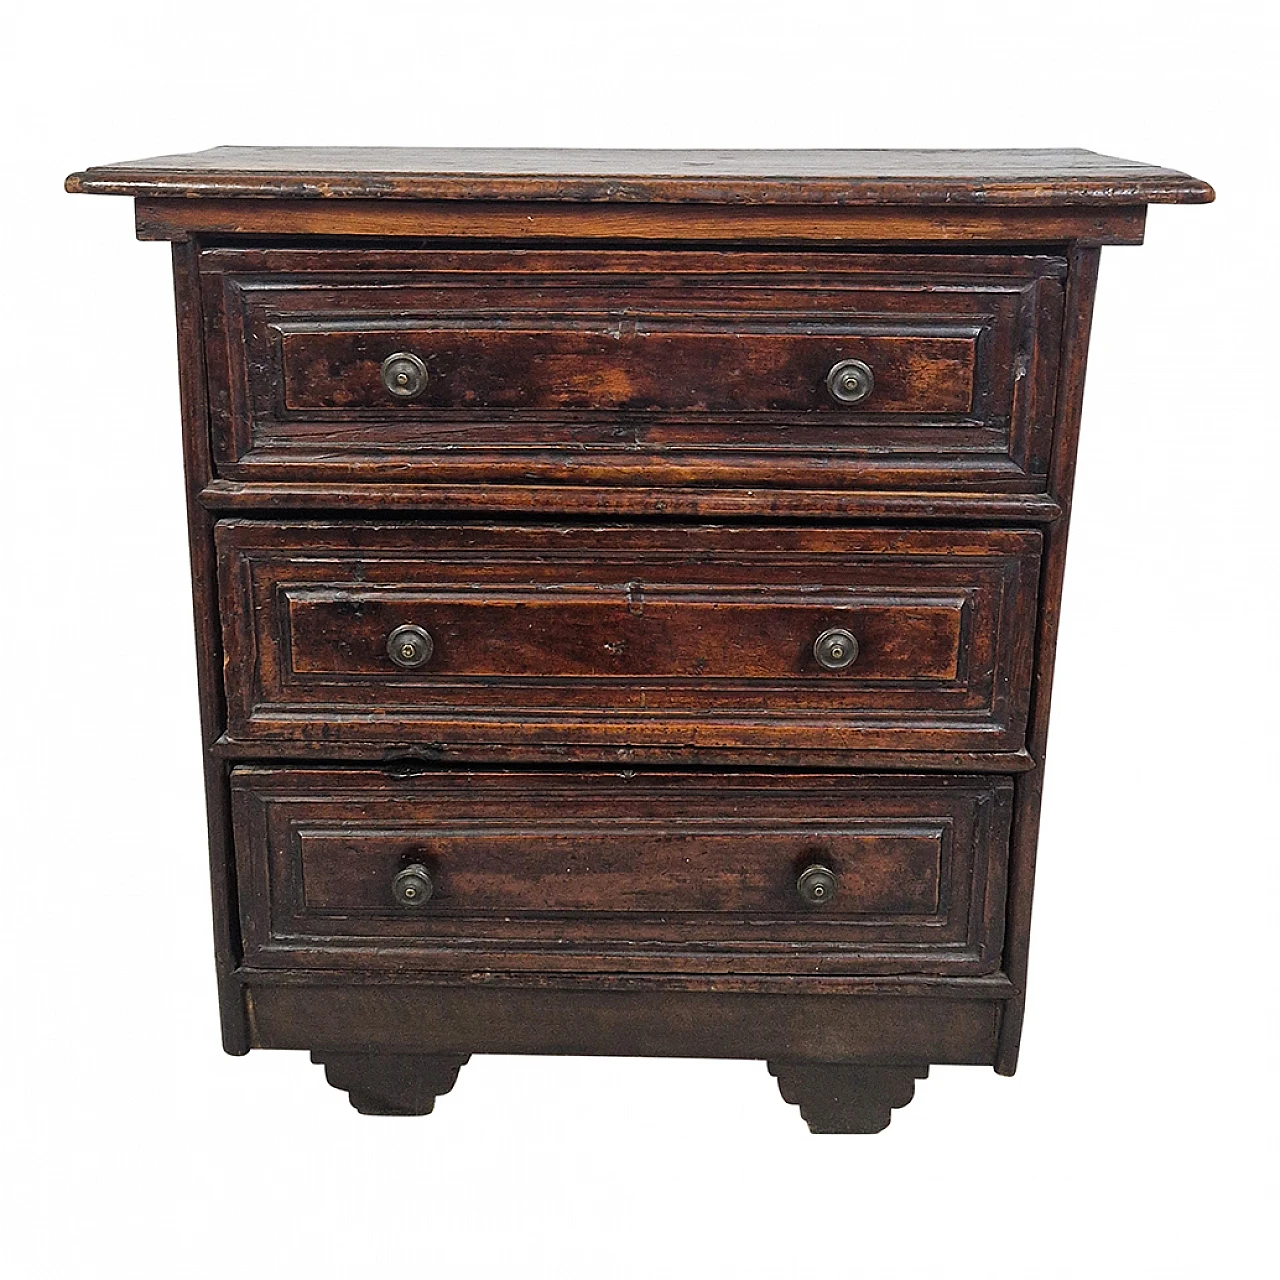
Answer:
[201,248,1065,493]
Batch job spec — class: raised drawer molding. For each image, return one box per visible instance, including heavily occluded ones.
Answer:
[216,523,1041,754]
[68,147,1212,1131]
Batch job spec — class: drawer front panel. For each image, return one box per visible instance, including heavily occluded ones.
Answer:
[217,523,1042,752]
[280,327,977,416]
[201,248,1065,492]
[231,769,1013,974]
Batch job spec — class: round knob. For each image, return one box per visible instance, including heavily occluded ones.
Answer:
[392,863,434,906]
[381,351,429,400]
[387,624,434,670]
[813,627,859,671]
[797,864,837,906]
[825,359,875,406]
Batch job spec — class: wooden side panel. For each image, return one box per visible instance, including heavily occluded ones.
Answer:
[172,242,248,1054]
[231,769,1013,976]
[995,247,1103,1074]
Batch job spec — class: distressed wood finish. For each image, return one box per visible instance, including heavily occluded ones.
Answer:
[71,148,1208,245]
[197,480,1065,523]
[216,523,1042,754]
[230,769,1012,976]
[171,241,248,1054]
[66,145,1212,205]
[996,246,1103,1075]
[67,147,1211,1131]
[133,198,1153,246]
[202,248,1064,494]
[215,740,1035,773]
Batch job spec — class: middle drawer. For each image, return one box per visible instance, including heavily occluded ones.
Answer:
[217,523,1040,754]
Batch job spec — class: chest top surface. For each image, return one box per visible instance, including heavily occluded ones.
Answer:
[65,146,1213,206]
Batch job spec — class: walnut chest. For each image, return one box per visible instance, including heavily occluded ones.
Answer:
[67,147,1212,1130]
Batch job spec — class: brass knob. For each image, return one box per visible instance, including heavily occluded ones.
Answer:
[813,627,859,671]
[381,351,428,400]
[797,864,837,906]
[826,359,875,406]
[392,863,434,906]
[387,624,434,670]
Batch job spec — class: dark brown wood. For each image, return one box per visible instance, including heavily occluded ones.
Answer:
[66,146,1213,205]
[200,247,1064,496]
[230,768,1012,976]
[170,242,248,1055]
[215,523,1042,754]
[213,739,1037,773]
[995,246,1103,1075]
[198,480,1065,523]
[132,198,1151,246]
[284,324,976,415]
[67,146,1212,1129]
[248,986,1003,1062]
[769,1062,929,1132]
[312,1052,469,1116]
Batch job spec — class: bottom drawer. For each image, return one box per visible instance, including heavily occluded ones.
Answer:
[231,769,1012,976]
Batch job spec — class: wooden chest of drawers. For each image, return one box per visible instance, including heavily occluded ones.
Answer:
[67,148,1211,1130]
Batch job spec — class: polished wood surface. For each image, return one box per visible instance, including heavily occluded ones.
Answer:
[67,146,1212,1129]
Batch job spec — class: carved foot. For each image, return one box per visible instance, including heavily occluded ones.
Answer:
[311,1052,470,1116]
[768,1062,929,1133]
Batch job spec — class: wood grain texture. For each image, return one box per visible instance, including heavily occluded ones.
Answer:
[213,738,1036,773]
[66,146,1214,205]
[66,145,1212,1128]
[134,198,1153,245]
[170,242,248,1054]
[197,480,1065,523]
[995,246,1103,1075]
[230,768,1013,977]
[201,247,1063,495]
[283,326,977,414]
[215,522,1042,754]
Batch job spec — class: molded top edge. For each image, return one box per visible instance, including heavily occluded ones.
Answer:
[65,146,1214,206]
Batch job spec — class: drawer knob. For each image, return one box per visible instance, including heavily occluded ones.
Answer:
[381,351,429,400]
[392,863,434,906]
[813,627,859,671]
[797,864,837,906]
[825,359,875,406]
[387,624,434,670]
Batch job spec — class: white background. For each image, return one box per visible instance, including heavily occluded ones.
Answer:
[3,3,1276,1277]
